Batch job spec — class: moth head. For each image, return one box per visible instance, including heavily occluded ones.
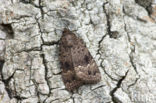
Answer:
[62,29,77,47]
[65,34,75,46]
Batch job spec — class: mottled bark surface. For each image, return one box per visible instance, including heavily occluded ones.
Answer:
[0,0,156,103]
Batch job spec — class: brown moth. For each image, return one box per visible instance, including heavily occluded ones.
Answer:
[59,28,101,91]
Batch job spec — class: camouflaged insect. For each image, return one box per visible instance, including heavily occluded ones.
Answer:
[59,28,101,91]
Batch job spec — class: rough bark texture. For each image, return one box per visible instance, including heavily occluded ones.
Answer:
[0,0,156,103]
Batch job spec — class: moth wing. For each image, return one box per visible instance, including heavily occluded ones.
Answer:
[59,29,83,91]
[62,71,83,91]
[71,38,101,83]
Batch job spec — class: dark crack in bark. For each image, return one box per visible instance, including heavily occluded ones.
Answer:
[103,3,111,38]
[123,21,138,74]
[20,0,44,19]
[91,85,105,91]
[136,16,148,23]
[100,58,118,81]
[31,79,41,103]
[36,15,58,44]
[20,0,32,4]
[135,0,153,16]
[16,47,41,53]
[35,16,42,33]
[96,27,117,81]
[49,98,60,103]
[103,2,119,39]
[36,15,60,102]
[14,96,27,101]
[42,41,59,46]
[0,60,16,99]
[40,54,50,96]
[97,34,107,55]
[96,32,118,81]
[110,70,129,103]
[0,23,14,39]
[122,8,142,92]
[39,0,44,19]
[71,95,75,103]
[129,49,138,74]
[128,76,139,89]
[36,16,59,99]
[122,6,137,21]
[0,60,4,80]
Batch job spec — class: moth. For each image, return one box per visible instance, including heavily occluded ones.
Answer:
[59,28,101,91]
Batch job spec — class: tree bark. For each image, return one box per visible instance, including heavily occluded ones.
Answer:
[0,0,156,103]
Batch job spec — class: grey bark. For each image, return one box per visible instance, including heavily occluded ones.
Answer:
[0,0,156,103]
